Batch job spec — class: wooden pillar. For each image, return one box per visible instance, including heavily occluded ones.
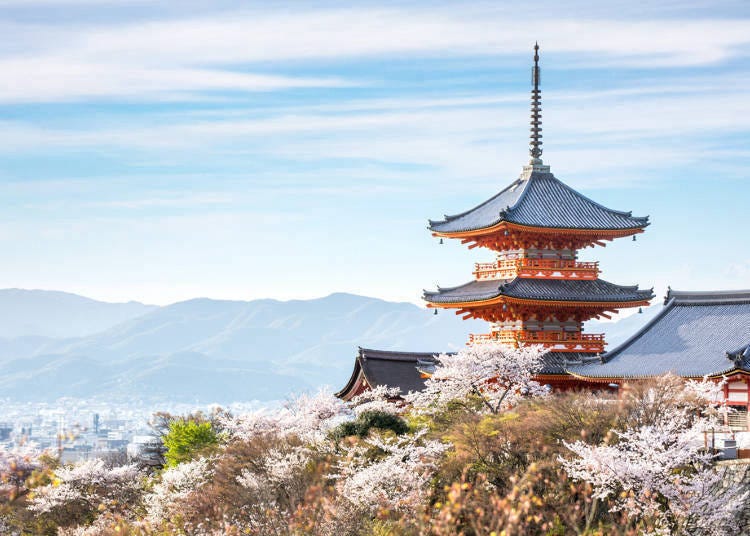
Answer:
[724,381,730,427]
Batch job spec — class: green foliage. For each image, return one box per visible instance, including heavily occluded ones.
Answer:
[162,419,218,467]
[331,410,409,439]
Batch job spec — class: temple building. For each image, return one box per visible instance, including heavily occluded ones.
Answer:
[337,45,749,429]
[424,43,652,363]
[568,289,750,429]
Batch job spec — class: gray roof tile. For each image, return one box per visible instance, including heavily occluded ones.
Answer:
[430,171,648,233]
[335,348,441,397]
[568,289,750,378]
[424,278,653,304]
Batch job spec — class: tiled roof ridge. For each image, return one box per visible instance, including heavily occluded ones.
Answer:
[428,170,650,234]
[358,347,441,362]
[666,288,750,305]
[527,173,649,225]
[423,279,508,295]
[428,177,528,226]
[598,288,750,366]
[728,343,750,357]
[505,276,646,293]
[597,298,677,364]
[424,278,654,304]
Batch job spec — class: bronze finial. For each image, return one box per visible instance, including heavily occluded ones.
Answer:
[530,42,543,162]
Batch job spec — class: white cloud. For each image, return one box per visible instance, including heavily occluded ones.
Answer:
[0,82,746,193]
[0,5,748,102]
[0,57,353,103]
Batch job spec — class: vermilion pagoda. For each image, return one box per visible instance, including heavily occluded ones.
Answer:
[423,43,653,362]
[338,46,749,431]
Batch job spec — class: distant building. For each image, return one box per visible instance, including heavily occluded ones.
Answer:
[0,423,12,441]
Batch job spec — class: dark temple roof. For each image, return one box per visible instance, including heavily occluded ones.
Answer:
[336,346,580,399]
[335,348,440,399]
[429,171,649,234]
[424,278,654,305]
[567,289,750,379]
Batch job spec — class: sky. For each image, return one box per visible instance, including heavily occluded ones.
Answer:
[1,0,749,309]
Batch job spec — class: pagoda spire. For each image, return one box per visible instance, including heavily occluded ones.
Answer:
[529,42,543,163]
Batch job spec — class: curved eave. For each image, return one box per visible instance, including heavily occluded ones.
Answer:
[425,294,653,309]
[566,369,750,382]
[535,373,580,380]
[427,178,528,228]
[431,220,648,240]
[335,350,366,400]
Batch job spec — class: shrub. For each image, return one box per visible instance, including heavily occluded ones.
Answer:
[331,410,409,439]
[162,420,218,468]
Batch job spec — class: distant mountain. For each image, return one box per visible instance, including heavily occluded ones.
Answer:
[0,290,662,403]
[0,289,156,338]
[0,292,483,402]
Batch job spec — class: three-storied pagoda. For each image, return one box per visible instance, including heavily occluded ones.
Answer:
[338,46,748,425]
[424,44,653,360]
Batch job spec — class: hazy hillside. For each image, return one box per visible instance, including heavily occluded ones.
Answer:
[0,290,662,403]
[0,289,156,338]
[0,292,483,402]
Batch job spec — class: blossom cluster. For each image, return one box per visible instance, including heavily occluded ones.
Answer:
[561,375,746,536]
[406,342,547,414]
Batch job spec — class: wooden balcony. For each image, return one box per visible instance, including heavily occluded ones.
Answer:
[474,258,599,281]
[469,330,606,353]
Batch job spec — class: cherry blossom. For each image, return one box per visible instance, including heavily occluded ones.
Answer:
[334,429,447,513]
[222,388,352,443]
[349,385,403,416]
[561,378,746,536]
[406,343,547,414]
[144,456,213,524]
[29,458,142,516]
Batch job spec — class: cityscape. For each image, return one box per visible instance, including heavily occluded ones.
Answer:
[0,398,267,464]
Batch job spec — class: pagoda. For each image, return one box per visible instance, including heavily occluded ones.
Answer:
[424,44,653,356]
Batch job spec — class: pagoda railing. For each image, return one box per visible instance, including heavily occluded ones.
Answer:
[469,330,606,353]
[474,258,599,281]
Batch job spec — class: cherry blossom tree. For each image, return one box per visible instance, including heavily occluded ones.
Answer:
[0,447,43,503]
[334,429,447,514]
[29,458,143,528]
[221,388,352,443]
[561,376,746,536]
[406,343,547,414]
[349,385,403,416]
[144,456,213,525]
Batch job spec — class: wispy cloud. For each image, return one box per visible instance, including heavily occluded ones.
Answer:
[0,5,748,103]
[0,83,746,193]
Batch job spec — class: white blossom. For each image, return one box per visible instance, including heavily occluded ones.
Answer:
[222,388,352,443]
[29,458,143,515]
[561,378,746,536]
[406,343,547,414]
[0,446,43,497]
[349,385,403,416]
[334,429,447,514]
[144,456,213,524]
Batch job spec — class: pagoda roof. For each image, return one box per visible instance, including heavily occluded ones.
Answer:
[424,278,653,305]
[567,289,750,379]
[429,170,649,234]
[336,347,586,399]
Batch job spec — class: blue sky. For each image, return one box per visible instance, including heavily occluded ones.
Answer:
[1,0,749,309]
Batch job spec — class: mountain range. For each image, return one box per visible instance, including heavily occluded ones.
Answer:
[0,289,658,403]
